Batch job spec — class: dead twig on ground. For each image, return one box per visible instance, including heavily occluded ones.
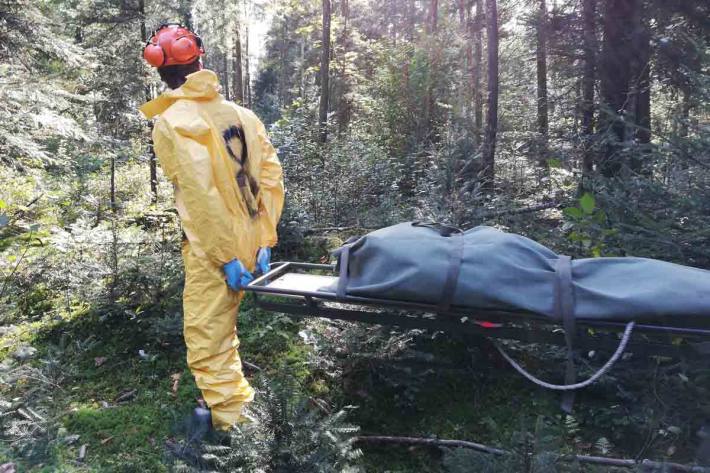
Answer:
[353,435,710,472]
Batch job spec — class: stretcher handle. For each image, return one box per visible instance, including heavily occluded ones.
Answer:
[492,321,636,391]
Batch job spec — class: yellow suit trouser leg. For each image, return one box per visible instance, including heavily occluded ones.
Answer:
[182,242,255,430]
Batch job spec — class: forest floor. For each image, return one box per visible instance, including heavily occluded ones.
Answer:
[1,246,709,471]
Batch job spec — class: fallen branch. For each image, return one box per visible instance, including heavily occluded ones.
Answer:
[243,360,263,372]
[354,435,506,456]
[353,435,710,472]
[473,201,560,219]
[114,389,137,403]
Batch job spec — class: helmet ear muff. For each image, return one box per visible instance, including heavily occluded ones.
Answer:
[143,43,166,67]
[171,35,199,63]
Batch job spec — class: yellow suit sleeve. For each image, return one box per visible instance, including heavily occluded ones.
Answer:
[254,119,285,248]
[153,119,239,266]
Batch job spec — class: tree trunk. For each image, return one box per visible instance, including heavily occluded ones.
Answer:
[222,51,231,101]
[233,21,244,104]
[110,155,116,213]
[632,17,651,144]
[244,23,251,107]
[319,0,331,143]
[429,0,438,33]
[181,0,193,30]
[481,0,498,192]
[338,0,352,133]
[473,0,483,143]
[457,0,474,120]
[425,0,439,137]
[599,0,638,177]
[139,0,158,204]
[635,62,651,146]
[536,0,549,167]
[581,0,596,174]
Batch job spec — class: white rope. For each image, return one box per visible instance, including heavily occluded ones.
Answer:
[493,321,636,391]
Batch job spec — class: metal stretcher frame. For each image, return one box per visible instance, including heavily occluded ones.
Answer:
[245,262,710,358]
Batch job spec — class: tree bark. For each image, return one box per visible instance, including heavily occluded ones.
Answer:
[536,0,549,167]
[181,0,193,30]
[138,0,158,204]
[425,0,439,137]
[110,155,116,213]
[581,0,596,174]
[319,0,331,143]
[337,0,352,133]
[244,22,251,107]
[222,51,231,101]
[599,0,638,177]
[233,21,244,104]
[429,0,438,34]
[473,0,483,143]
[481,0,498,192]
[457,0,474,121]
[632,17,651,145]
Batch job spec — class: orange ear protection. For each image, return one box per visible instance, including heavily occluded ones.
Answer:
[143,23,205,68]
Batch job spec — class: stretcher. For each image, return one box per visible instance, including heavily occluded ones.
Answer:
[245,262,710,363]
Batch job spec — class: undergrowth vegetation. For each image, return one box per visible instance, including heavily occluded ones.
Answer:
[1,0,709,471]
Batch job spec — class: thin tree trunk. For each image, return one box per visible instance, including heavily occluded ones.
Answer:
[473,0,483,143]
[481,0,499,192]
[457,0,473,120]
[110,155,116,213]
[139,0,158,204]
[425,0,439,137]
[679,88,691,139]
[338,0,351,133]
[536,0,549,167]
[278,22,287,107]
[244,23,251,107]
[319,0,332,143]
[222,51,231,101]
[581,0,596,174]
[233,21,244,104]
[429,0,438,33]
[635,62,651,145]
[182,0,193,30]
[633,19,651,143]
[627,5,651,173]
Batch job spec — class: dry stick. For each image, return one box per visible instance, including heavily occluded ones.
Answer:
[243,360,263,372]
[354,435,506,456]
[353,435,710,472]
[473,201,560,219]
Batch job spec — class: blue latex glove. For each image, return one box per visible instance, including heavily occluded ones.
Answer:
[224,258,254,291]
[256,247,271,275]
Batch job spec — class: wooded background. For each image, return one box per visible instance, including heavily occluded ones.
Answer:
[0,0,709,471]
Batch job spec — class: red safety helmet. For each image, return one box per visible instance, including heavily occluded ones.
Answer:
[143,24,205,68]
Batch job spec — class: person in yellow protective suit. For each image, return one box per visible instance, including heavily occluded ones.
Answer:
[139,24,284,431]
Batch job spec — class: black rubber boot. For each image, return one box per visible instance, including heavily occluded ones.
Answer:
[186,405,213,445]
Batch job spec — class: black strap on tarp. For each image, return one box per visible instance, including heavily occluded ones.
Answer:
[335,236,362,298]
[555,255,577,412]
[438,232,464,312]
[336,244,351,299]
[411,222,465,313]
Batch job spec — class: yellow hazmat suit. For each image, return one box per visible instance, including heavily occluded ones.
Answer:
[140,70,285,430]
